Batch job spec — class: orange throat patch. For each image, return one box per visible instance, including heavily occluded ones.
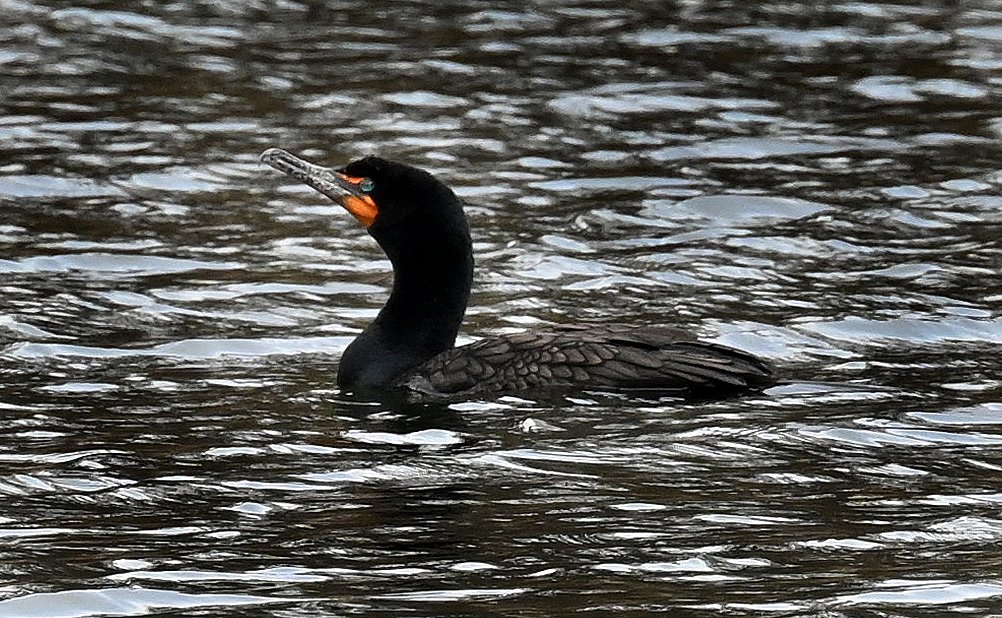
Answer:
[342,195,379,227]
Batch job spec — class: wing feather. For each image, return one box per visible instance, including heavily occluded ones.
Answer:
[399,324,773,399]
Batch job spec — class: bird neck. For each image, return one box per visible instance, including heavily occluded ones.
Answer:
[380,241,473,346]
[337,228,473,393]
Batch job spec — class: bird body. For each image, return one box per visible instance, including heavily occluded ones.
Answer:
[260,149,774,402]
[397,324,773,401]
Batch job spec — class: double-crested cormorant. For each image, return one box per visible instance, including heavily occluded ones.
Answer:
[261,148,774,402]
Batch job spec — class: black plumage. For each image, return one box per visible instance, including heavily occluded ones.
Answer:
[399,325,773,401]
[260,149,775,402]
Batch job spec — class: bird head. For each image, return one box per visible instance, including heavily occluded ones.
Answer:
[260,149,467,248]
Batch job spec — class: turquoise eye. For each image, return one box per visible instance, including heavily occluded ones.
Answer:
[360,178,374,193]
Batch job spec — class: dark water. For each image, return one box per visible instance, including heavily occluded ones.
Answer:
[2,1,1002,615]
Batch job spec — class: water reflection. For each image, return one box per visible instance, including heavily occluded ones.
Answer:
[1,0,1001,615]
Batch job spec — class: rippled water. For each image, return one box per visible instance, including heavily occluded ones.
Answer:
[1,0,1001,615]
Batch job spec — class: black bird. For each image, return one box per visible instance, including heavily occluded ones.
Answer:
[261,149,774,402]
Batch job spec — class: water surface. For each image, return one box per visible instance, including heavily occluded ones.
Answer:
[1,1,1001,616]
